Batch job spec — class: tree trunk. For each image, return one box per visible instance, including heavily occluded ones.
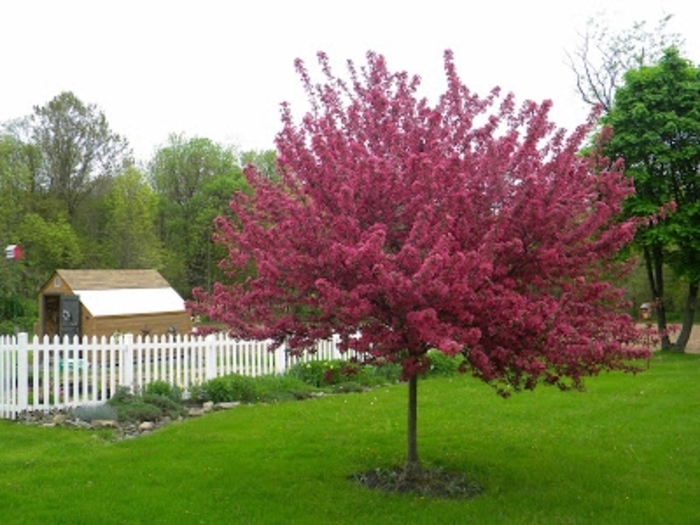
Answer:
[672,282,699,352]
[644,245,671,349]
[404,374,421,479]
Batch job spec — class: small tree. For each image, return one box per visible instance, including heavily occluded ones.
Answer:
[193,51,649,483]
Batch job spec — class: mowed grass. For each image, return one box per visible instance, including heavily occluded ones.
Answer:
[0,352,699,524]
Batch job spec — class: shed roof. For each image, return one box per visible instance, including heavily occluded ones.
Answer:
[45,269,188,317]
[55,269,171,290]
[75,288,186,317]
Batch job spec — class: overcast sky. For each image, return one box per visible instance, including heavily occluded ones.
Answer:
[1,0,699,162]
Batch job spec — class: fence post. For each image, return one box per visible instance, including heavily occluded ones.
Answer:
[331,333,341,360]
[120,333,135,393]
[205,334,217,381]
[274,341,287,375]
[16,333,29,413]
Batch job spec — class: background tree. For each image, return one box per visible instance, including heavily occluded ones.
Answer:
[192,51,650,484]
[0,135,34,241]
[0,134,37,332]
[603,48,700,351]
[14,212,83,295]
[29,91,132,219]
[240,149,278,180]
[150,135,250,297]
[568,14,684,112]
[101,166,162,269]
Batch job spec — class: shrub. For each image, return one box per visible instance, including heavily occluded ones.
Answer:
[200,374,258,403]
[287,360,333,387]
[196,373,317,404]
[288,359,374,387]
[252,374,317,401]
[109,386,137,405]
[112,402,163,423]
[107,385,185,422]
[356,363,402,386]
[142,393,186,419]
[186,383,207,403]
[72,404,118,422]
[144,380,182,402]
[425,350,463,377]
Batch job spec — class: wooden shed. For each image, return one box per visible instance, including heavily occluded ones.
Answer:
[37,269,192,339]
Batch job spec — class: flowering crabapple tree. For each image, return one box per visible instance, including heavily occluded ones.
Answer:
[192,50,651,479]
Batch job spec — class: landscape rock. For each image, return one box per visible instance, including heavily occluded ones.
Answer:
[214,402,240,410]
[15,400,237,441]
[91,419,120,429]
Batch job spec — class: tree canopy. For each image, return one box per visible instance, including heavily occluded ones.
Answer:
[150,134,251,296]
[192,50,650,477]
[29,91,132,218]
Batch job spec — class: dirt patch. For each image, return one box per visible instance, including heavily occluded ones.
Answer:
[350,466,484,499]
[644,323,700,354]
[685,325,700,354]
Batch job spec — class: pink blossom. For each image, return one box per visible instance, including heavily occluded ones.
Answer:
[191,49,651,393]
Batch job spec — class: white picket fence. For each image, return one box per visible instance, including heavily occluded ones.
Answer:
[0,332,350,420]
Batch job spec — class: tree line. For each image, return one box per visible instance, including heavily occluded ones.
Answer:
[2,15,699,352]
[0,91,274,333]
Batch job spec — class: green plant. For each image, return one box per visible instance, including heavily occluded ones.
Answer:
[141,394,186,419]
[287,359,375,388]
[186,383,207,403]
[72,404,119,422]
[109,386,136,405]
[200,374,258,403]
[359,362,402,385]
[425,350,463,377]
[111,401,162,423]
[197,373,317,403]
[251,374,317,401]
[287,360,333,387]
[144,380,182,403]
[107,385,185,422]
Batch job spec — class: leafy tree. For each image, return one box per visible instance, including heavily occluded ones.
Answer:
[0,133,83,331]
[150,135,249,296]
[15,212,83,293]
[29,91,132,218]
[568,14,684,112]
[603,48,700,351]
[192,51,650,481]
[0,135,32,240]
[101,167,162,269]
[240,149,278,180]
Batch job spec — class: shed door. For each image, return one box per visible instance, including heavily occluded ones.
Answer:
[59,295,81,339]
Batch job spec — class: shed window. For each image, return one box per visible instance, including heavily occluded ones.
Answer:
[54,277,61,287]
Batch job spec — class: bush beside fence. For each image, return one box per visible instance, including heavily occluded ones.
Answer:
[0,332,351,420]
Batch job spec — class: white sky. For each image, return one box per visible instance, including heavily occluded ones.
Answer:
[1,0,699,163]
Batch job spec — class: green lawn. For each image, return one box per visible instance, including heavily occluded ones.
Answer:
[1,352,699,524]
